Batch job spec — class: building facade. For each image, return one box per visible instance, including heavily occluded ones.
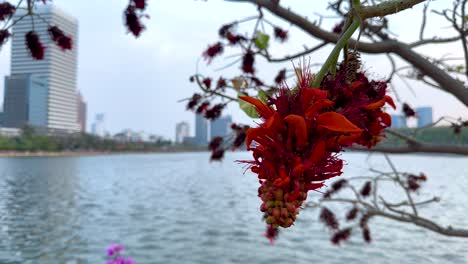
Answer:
[77,91,87,132]
[3,74,48,128]
[195,114,208,145]
[416,107,433,127]
[390,114,407,129]
[7,5,80,132]
[210,115,232,140]
[175,121,190,144]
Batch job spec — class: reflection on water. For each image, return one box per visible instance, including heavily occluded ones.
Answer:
[0,152,466,264]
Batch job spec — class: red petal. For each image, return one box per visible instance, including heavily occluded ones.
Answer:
[362,98,385,110]
[301,88,328,111]
[239,96,274,119]
[305,182,324,191]
[305,99,335,119]
[283,114,308,148]
[385,96,396,109]
[379,112,392,127]
[245,127,267,148]
[317,112,363,133]
[264,112,285,133]
[308,140,326,164]
[338,133,361,146]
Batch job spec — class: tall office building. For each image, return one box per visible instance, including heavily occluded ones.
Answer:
[5,5,80,132]
[416,107,433,127]
[77,91,87,132]
[195,114,208,145]
[390,114,407,129]
[175,121,190,144]
[210,115,232,140]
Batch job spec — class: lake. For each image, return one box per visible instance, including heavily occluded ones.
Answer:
[0,152,466,264]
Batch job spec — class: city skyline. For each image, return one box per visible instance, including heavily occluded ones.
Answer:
[0,1,466,140]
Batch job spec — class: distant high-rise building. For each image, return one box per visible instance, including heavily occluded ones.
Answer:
[77,92,87,132]
[91,113,106,137]
[390,114,407,129]
[416,107,433,127]
[3,74,48,128]
[175,121,190,144]
[210,115,232,140]
[6,5,80,132]
[195,114,208,145]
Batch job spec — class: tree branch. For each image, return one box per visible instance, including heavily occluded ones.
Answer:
[351,143,468,155]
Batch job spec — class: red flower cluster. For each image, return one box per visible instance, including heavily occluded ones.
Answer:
[48,26,72,50]
[0,2,15,21]
[25,31,45,60]
[240,63,394,242]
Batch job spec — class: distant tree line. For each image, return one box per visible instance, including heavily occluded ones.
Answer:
[379,126,468,146]
[0,126,172,152]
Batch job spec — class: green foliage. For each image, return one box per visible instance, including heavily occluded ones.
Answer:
[254,32,270,50]
[238,93,260,118]
[379,126,468,146]
[0,131,172,153]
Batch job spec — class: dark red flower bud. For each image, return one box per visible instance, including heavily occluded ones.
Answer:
[362,227,371,243]
[418,173,427,181]
[331,228,352,245]
[209,136,223,151]
[189,76,195,82]
[407,176,420,191]
[360,181,372,197]
[402,103,416,117]
[320,207,339,230]
[210,149,225,161]
[204,104,225,120]
[226,32,245,45]
[196,101,210,114]
[0,2,15,21]
[218,23,234,38]
[48,26,72,50]
[216,78,227,90]
[203,42,223,63]
[273,27,288,42]
[26,31,45,60]
[250,77,263,87]
[132,0,146,10]
[232,132,246,149]
[332,21,345,34]
[346,207,359,221]
[274,69,286,84]
[359,214,369,228]
[125,5,145,37]
[202,78,212,89]
[0,29,11,46]
[242,51,255,74]
[332,179,347,192]
[186,93,202,110]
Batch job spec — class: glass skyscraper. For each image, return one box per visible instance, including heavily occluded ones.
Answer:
[5,5,80,132]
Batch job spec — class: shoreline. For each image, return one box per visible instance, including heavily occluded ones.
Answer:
[0,149,207,157]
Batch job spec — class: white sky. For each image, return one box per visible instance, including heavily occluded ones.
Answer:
[0,0,466,140]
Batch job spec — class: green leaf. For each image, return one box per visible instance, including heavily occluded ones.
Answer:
[258,90,268,103]
[238,93,260,118]
[254,32,270,50]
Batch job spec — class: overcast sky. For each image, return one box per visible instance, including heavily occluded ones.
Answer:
[0,0,466,140]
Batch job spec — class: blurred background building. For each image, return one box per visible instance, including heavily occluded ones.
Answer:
[416,106,433,127]
[2,5,81,133]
